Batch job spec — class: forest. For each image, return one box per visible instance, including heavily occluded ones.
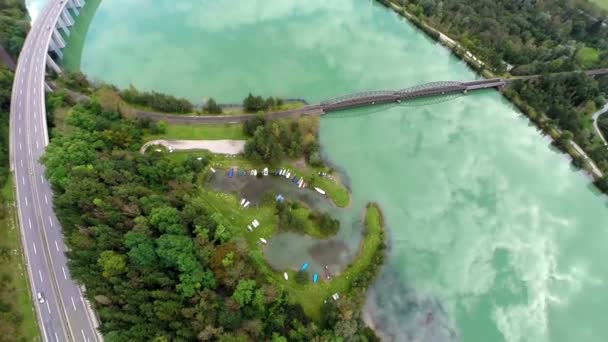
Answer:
[41,101,379,341]
[0,0,28,56]
[395,0,608,74]
[120,85,194,114]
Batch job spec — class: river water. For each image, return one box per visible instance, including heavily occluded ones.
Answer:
[28,0,608,341]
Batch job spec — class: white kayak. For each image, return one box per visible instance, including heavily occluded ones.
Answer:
[314,187,326,195]
[284,272,289,280]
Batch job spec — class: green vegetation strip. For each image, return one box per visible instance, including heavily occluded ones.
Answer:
[0,178,41,341]
[145,123,247,141]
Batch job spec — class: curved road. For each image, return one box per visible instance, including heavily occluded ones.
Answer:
[10,0,99,341]
[592,103,608,146]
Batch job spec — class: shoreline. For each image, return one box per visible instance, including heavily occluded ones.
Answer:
[377,0,607,186]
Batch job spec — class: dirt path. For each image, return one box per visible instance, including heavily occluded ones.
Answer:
[140,139,246,154]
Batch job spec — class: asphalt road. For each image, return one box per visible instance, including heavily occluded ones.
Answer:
[10,1,100,341]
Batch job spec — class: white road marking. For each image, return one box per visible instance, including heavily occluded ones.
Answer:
[19,143,22,151]
[55,332,59,342]
[19,89,22,95]
[54,240,59,252]
[46,301,51,314]
[32,243,37,255]
[19,100,22,107]
[71,297,77,311]
[36,140,39,149]
[49,217,53,227]
[18,127,21,135]
[25,196,28,207]
[22,176,25,185]
[28,218,32,230]
[33,99,36,106]
[44,194,48,204]
[38,269,43,282]
[62,266,67,280]
[34,125,37,133]
[41,175,44,184]
[20,159,23,167]
[34,112,37,118]
[81,329,86,341]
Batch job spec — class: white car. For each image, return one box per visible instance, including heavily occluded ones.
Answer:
[37,292,45,304]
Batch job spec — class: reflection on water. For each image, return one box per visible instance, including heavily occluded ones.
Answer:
[207,170,362,277]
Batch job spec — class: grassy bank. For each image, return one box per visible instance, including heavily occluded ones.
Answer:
[281,203,386,319]
[0,178,41,341]
[144,123,247,141]
[198,179,387,320]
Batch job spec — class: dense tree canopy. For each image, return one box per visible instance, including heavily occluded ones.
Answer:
[121,85,194,113]
[391,0,608,74]
[0,0,28,56]
[42,101,378,341]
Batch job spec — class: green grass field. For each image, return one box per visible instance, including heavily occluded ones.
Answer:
[589,0,608,10]
[145,123,247,141]
[576,46,601,68]
[0,178,41,341]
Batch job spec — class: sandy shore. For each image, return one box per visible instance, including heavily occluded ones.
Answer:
[140,139,246,155]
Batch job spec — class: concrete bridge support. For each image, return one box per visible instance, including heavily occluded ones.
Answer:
[46,55,62,74]
[61,9,74,26]
[68,0,80,15]
[49,37,64,59]
[52,29,66,48]
[57,16,70,36]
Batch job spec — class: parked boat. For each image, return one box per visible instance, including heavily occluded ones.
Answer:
[252,219,260,228]
[284,272,289,280]
[275,169,280,176]
[298,179,304,188]
[253,169,258,176]
[313,273,318,283]
[240,198,246,206]
[247,226,253,232]
[300,263,309,271]
[285,172,291,178]
[259,238,268,244]
[228,168,234,178]
[324,265,332,280]
[263,167,269,176]
[331,293,340,301]
[279,169,285,176]
[314,187,326,195]
[292,176,298,183]
[243,201,251,208]
[210,167,216,173]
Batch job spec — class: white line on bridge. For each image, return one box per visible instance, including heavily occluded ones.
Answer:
[32,242,37,255]
[55,332,59,342]
[18,127,21,135]
[19,143,22,151]
[20,159,23,167]
[36,140,39,149]
[44,194,48,204]
[34,125,37,133]
[71,297,77,311]
[49,217,53,227]
[38,269,43,283]
[62,266,67,280]
[46,301,51,314]
[25,196,28,207]
[28,218,32,230]
[22,176,25,185]
[41,175,44,184]
[81,329,87,342]
[55,240,59,252]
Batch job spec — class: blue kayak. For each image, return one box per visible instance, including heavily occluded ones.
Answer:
[228,168,234,178]
[300,263,309,271]
[313,273,318,283]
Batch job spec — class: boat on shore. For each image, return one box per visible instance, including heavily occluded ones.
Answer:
[313,273,318,283]
[263,167,269,176]
[228,168,234,177]
[301,263,309,271]
[284,272,289,280]
[314,187,326,195]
